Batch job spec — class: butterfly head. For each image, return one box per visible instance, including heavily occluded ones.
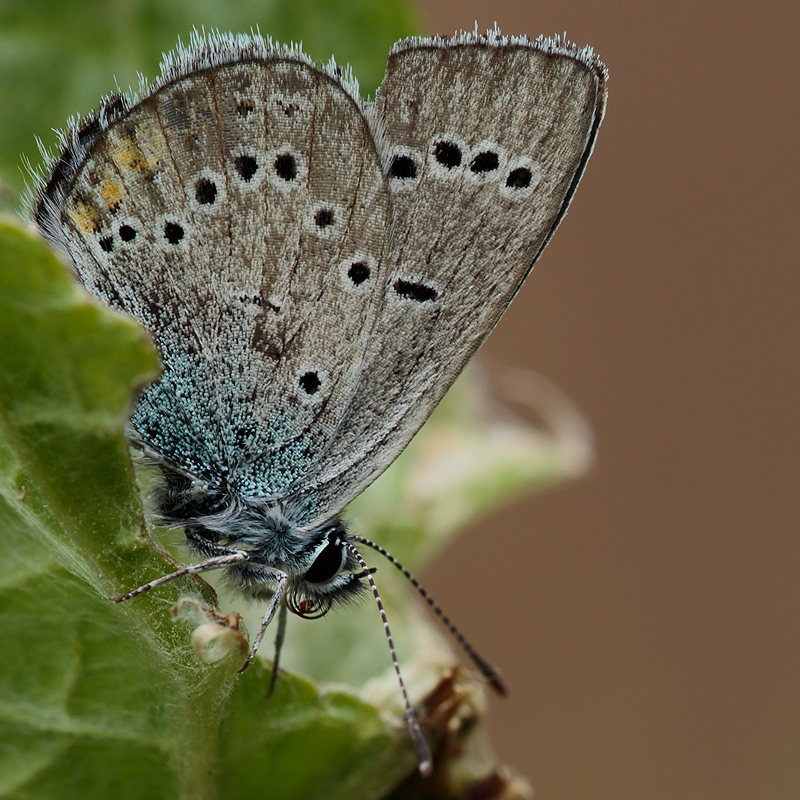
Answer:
[281,521,371,619]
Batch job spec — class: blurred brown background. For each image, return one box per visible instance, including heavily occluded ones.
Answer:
[416,0,800,797]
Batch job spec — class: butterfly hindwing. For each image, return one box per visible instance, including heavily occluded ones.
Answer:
[284,34,607,524]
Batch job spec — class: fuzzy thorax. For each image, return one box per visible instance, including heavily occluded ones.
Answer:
[149,458,369,617]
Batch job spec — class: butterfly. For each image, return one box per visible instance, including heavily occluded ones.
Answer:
[32,28,607,774]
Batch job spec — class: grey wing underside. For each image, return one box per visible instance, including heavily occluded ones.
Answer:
[37,49,392,497]
[34,31,606,527]
[283,34,608,527]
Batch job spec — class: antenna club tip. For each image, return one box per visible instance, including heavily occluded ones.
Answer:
[489,675,509,696]
[410,723,434,776]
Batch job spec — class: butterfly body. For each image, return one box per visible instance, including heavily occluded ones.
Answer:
[153,458,362,616]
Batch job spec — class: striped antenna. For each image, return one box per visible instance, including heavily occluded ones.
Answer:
[344,542,433,776]
[351,535,507,696]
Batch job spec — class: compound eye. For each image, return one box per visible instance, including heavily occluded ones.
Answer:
[304,541,344,584]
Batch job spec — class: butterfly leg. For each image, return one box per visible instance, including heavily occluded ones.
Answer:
[267,601,288,697]
[110,548,250,602]
[238,571,289,673]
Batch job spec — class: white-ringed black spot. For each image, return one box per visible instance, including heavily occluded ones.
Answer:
[119,224,136,242]
[164,222,184,244]
[434,141,462,168]
[195,178,217,204]
[299,371,321,395]
[274,153,297,181]
[470,151,500,173]
[348,261,370,285]
[506,167,532,188]
[99,236,113,253]
[394,279,438,302]
[315,208,334,228]
[389,155,417,179]
[235,155,258,181]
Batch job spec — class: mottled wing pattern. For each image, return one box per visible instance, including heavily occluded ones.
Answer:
[36,43,391,497]
[285,34,607,525]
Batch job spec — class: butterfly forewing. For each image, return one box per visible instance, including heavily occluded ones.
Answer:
[46,55,391,496]
[286,37,607,524]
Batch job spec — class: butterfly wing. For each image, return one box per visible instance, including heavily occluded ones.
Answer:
[35,37,392,497]
[283,32,608,525]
